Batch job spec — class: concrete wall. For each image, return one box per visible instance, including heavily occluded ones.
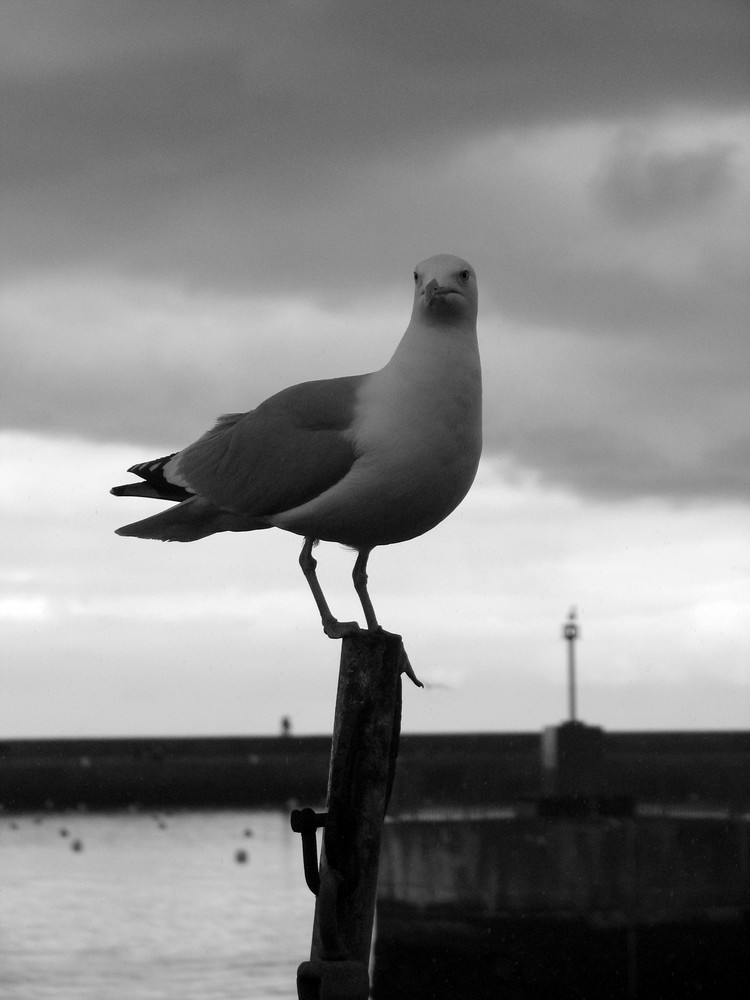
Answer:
[378,813,750,923]
[375,812,750,998]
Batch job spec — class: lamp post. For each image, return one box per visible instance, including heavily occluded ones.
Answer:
[562,607,580,723]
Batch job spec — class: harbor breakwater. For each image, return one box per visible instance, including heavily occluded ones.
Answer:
[2,730,750,812]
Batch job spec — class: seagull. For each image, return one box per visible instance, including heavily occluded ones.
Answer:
[111,253,482,640]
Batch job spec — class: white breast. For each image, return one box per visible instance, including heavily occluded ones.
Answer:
[270,320,482,549]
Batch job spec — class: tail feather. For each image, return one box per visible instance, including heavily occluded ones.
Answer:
[110,482,188,501]
[111,452,191,502]
[115,496,270,542]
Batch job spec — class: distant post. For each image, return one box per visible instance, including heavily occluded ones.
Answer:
[295,630,405,999]
[562,607,580,723]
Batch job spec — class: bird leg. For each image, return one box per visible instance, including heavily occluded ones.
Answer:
[299,537,361,639]
[352,548,380,632]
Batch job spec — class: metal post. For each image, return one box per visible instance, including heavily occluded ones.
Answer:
[295,629,406,999]
[562,607,580,723]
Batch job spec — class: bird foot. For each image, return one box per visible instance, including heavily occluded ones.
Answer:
[368,629,423,687]
[319,622,423,687]
[396,643,424,688]
[322,618,363,639]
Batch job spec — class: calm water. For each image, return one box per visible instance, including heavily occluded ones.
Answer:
[0,809,315,1000]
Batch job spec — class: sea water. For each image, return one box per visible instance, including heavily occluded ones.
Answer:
[0,810,314,1000]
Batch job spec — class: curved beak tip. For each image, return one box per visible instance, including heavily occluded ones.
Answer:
[424,278,440,303]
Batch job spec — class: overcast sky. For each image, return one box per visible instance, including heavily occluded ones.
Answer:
[1,0,748,738]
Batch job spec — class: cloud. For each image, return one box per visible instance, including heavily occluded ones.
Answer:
[596,136,738,222]
[2,433,748,735]
[0,271,404,446]
[487,318,750,501]
[1,2,749,504]
[3,229,750,504]
[2,2,749,739]
[1,0,748,286]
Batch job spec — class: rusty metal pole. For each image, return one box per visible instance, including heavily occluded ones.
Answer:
[296,629,407,999]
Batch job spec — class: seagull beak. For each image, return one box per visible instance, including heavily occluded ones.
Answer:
[424,279,461,307]
[423,278,443,305]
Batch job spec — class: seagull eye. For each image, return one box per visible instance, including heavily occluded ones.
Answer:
[458,269,471,283]
[413,271,419,284]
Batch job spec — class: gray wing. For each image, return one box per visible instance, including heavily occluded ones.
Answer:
[170,375,367,516]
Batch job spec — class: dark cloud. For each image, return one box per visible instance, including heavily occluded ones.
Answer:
[494,246,749,344]
[502,424,750,503]
[482,318,750,502]
[1,0,748,285]
[2,0,749,505]
[595,139,738,222]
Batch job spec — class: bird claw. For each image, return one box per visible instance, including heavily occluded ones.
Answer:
[322,619,363,639]
[373,629,423,687]
[396,643,423,688]
[320,622,423,687]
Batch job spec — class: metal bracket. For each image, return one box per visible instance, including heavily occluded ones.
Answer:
[291,808,350,961]
[290,807,326,895]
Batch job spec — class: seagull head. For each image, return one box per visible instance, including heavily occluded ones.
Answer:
[413,254,478,326]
